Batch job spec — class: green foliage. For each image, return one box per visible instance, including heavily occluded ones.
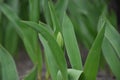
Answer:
[57,69,83,80]
[29,0,40,22]
[21,21,68,80]
[0,0,120,80]
[103,20,120,80]
[0,2,42,78]
[0,45,19,80]
[68,0,115,48]
[39,34,58,80]
[84,17,105,80]
[62,14,82,70]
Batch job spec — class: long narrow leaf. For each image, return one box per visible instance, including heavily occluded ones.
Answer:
[0,4,42,68]
[105,21,120,58]
[62,14,82,70]
[29,0,40,22]
[4,24,19,56]
[0,0,3,44]
[20,21,68,80]
[1,1,19,55]
[39,34,58,80]
[84,19,105,80]
[0,45,19,80]
[43,0,52,26]
[55,0,68,22]
[48,2,61,36]
[0,4,23,37]
[102,38,120,80]
[102,19,120,80]
[29,0,42,74]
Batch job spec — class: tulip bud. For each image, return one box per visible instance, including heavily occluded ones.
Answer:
[56,32,64,48]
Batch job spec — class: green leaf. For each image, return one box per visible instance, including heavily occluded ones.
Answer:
[0,4,42,70]
[102,38,120,80]
[4,22,19,56]
[39,34,58,80]
[5,0,19,14]
[20,21,68,80]
[29,0,40,22]
[29,0,42,72]
[43,0,52,26]
[0,1,3,44]
[57,69,83,80]
[105,21,120,59]
[68,0,107,48]
[0,45,19,80]
[102,19,120,80]
[62,14,82,70]
[0,4,23,37]
[107,10,117,27]
[1,1,19,56]
[55,0,68,22]
[48,1,61,36]
[0,14,2,44]
[84,18,105,80]
[23,66,38,80]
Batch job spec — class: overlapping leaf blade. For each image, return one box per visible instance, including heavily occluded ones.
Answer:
[20,21,68,80]
[105,21,120,58]
[43,0,52,26]
[55,0,68,22]
[29,0,42,74]
[102,19,120,80]
[39,34,58,80]
[0,4,23,37]
[48,2,61,36]
[0,4,41,67]
[4,23,19,56]
[0,45,19,80]
[57,69,83,80]
[102,38,120,80]
[62,14,82,70]
[84,17,105,80]
[68,0,108,48]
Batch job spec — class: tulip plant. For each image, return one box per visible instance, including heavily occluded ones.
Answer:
[0,0,120,80]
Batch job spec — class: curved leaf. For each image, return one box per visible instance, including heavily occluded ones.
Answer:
[102,19,120,80]
[0,45,19,80]
[39,34,58,80]
[105,21,120,59]
[102,38,120,80]
[0,4,42,69]
[20,21,68,80]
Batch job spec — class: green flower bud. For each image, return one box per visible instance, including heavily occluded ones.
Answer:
[56,32,64,48]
